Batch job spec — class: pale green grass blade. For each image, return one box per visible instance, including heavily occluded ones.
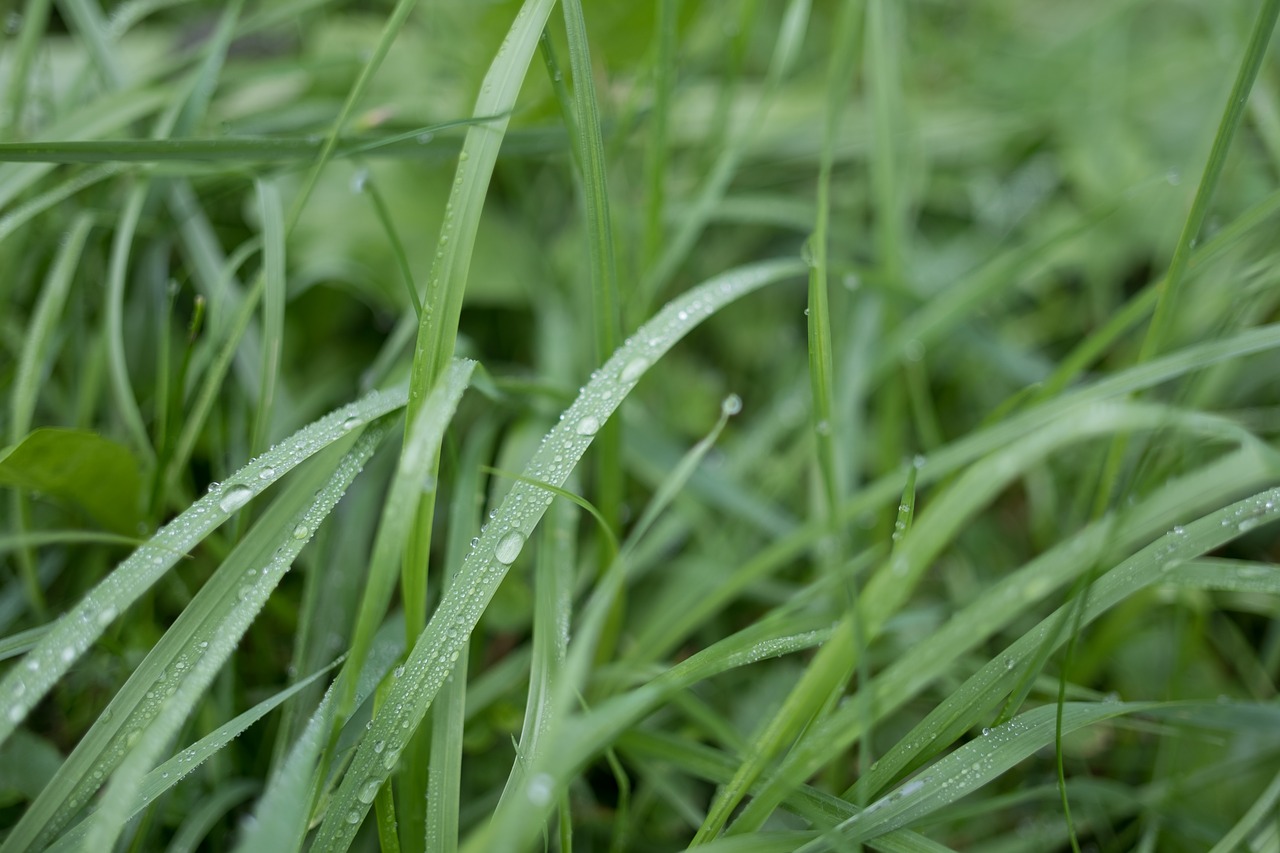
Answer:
[1140,0,1280,361]
[102,182,153,461]
[562,0,624,585]
[338,359,476,721]
[731,442,1270,832]
[642,0,677,267]
[850,487,1280,807]
[0,87,168,209]
[5,423,389,852]
[283,0,424,232]
[313,259,803,850]
[399,0,558,652]
[46,659,340,852]
[165,779,258,853]
[802,702,1164,850]
[0,165,118,246]
[0,385,408,748]
[425,424,497,853]
[3,0,53,135]
[639,0,810,309]
[8,212,91,437]
[80,423,391,853]
[237,619,406,853]
[251,179,286,459]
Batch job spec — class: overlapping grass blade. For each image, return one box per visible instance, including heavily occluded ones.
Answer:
[79,422,391,853]
[46,658,342,853]
[337,359,476,722]
[5,420,392,852]
[0,385,408,748]
[312,258,803,850]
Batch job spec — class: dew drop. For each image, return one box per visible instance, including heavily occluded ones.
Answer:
[350,169,368,193]
[527,772,554,806]
[218,485,253,513]
[7,707,22,724]
[373,740,385,754]
[358,779,381,804]
[259,467,275,480]
[292,524,309,540]
[345,809,362,825]
[97,606,118,626]
[416,131,434,144]
[721,394,742,416]
[383,749,401,770]
[60,647,75,663]
[495,530,526,564]
[341,416,362,431]
[393,665,405,678]
[620,357,648,384]
[576,415,600,436]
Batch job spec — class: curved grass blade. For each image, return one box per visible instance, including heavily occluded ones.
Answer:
[45,658,341,852]
[0,385,407,749]
[848,485,1280,808]
[312,258,805,850]
[800,702,1163,850]
[337,359,476,722]
[80,422,391,853]
[6,422,391,852]
[236,619,406,853]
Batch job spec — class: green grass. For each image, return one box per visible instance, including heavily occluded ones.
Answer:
[3,1,1280,851]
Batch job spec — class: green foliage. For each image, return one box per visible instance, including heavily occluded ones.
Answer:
[3,0,1280,851]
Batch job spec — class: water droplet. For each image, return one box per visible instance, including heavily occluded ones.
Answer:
[981,727,991,736]
[527,772,554,806]
[1238,517,1263,533]
[575,416,600,436]
[207,481,221,492]
[218,485,253,513]
[383,749,401,770]
[815,420,831,436]
[60,647,75,663]
[358,779,381,804]
[373,740,385,754]
[341,416,362,431]
[417,132,434,144]
[721,394,742,416]
[7,707,22,723]
[98,606,118,626]
[259,467,275,480]
[495,530,526,564]
[620,357,648,384]
[393,665,405,678]
[350,169,368,193]
[292,524,309,540]
[345,809,362,825]
[459,151,469,161]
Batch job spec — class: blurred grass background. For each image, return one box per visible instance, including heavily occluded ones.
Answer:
[3,0,1280,850]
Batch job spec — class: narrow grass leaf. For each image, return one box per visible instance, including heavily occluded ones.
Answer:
[338,359,476,721]
[46,660,339,853]
[0,385,407,748]
[313,259,803,850]
[80,423,390,853]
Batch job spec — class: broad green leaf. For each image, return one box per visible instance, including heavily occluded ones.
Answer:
[0,428,142,534]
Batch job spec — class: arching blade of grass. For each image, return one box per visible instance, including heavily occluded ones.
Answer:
[236,618,407,853]
[729,445,1271,832]
[695,399,1250,843]
[337,359,476,723]
[9,213,94,616]
[562,0,625,627]
[0,385,408,749]
[44,657,343,853]
[103,182,154,461]
[848,487,1280,808]
[625,324,1280,665]
[312,258,804,850]
[4,420,392,852]
[251,179,286,460]
[799,702,1164,850]
[0,165,119,246]
[426,424,499,853]
[79,422,391,853]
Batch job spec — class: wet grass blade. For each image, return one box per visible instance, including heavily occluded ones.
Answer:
[312,259,803,850]
[0,386,408,749]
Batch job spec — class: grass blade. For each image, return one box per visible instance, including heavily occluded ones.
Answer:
[312,258,803,850]
[0,386,407,749]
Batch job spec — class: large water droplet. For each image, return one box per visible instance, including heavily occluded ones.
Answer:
[358,779,381,804]
[218,485,253,513]
[620,358,648,384]
[292,524,309,540]
[341,416,362,431]
[495,531,526,564]
[575,416,600,436]
[527,772,554,806]
[721,394,742,416]
[345,809,362,825]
